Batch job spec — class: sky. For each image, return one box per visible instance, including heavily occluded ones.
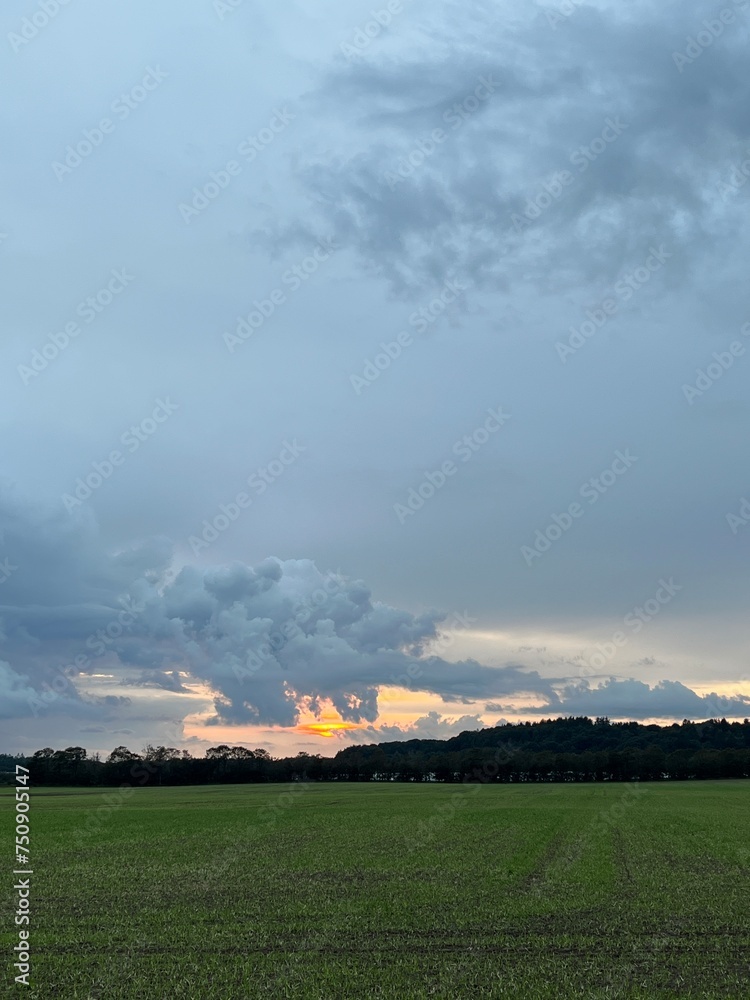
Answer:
[1,0,749,758]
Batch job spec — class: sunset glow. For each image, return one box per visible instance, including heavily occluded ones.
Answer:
[296,721,361,739]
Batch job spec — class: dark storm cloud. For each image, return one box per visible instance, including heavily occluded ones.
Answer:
[0,490,746,736]
[158,560,556,726]
[0,491,553,728]
[253,0,750,295]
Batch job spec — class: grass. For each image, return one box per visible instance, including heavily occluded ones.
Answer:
[2,781,749,998]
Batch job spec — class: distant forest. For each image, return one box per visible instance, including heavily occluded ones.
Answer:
[3,716,750,786]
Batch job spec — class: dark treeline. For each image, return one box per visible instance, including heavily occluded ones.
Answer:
[3,716,750,786]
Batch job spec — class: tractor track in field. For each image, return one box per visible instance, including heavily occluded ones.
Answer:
[47,939,750,964]
[611,826,638,903]
[516,829,568,895]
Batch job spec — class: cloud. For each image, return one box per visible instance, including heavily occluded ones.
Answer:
[251,0,750,298]
[2,483,747,741]
[528,677,750,720]
[348,710,490,743]
[161,563,555,727]
[0,488,552,730]
[122,670,190,693]
[2,482,749,745]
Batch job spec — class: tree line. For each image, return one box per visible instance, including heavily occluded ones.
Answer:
[3,716,750,786]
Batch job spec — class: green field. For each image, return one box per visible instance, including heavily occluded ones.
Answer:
[3,781,749,998]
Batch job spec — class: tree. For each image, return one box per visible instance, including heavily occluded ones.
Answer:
[142,745,181,763]
[107,746,141,764]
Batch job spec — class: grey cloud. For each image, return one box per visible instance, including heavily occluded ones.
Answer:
[252,0,750,297]
[122,670,190,693]
[1,487,745,736]
[346,710,490,743]
[529,677,750,720]
[0,491,552,728]
[160,562,555,726]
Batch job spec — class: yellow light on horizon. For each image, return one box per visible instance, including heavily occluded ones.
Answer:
[296,722,360,738]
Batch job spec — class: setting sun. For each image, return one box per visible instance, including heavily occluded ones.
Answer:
[296,721,361,739]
